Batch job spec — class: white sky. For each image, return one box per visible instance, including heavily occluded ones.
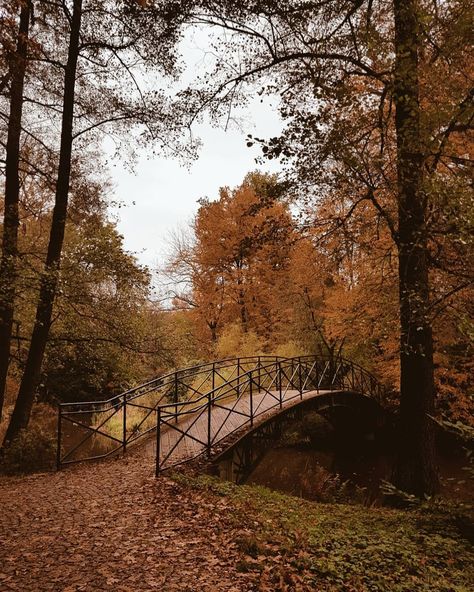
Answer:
[107,100,283,270]
[105,28,284,271]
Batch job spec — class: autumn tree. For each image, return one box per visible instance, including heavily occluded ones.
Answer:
[171,0,473,495]
[281,235,346,360]
[2,0,189,443]
[3,0,85,444]
[39,216,159,404]
[166,172,295,352]
[0,0,33,419]
[1,155,174,413]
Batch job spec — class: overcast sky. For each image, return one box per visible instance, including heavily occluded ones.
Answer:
[105,28,283,271]
[106,101,282,270]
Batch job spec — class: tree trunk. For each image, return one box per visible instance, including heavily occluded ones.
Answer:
[0,1,31,420]
[4,0,83,444]
[239,287,248,331]
[208,320,217,342]
[236,257,248,331]
[391,0,439,496]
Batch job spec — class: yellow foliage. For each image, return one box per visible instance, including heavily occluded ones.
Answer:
[215,322,265,359]
[271,341,303,358]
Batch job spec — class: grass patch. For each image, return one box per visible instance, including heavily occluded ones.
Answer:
[173,472,473,592]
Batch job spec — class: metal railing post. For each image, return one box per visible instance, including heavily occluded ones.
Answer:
[278,362,283,408]
[298,357,303,398]
[249,371,254,426]
[207,392,212,456]
[122,395,127,453]
[174,371,179,423]
[237,358,241,397]
[155,407,161,477]
[257,356,261,391]
[56,405,62,470]
[212,362,215,399]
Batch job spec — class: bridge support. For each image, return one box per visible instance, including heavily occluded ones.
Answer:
[155,407,161,477]
[211,391,390,485]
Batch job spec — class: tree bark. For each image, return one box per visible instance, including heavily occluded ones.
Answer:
[4,0,83,444]
[0,1,31,420]
[391,0,439,496]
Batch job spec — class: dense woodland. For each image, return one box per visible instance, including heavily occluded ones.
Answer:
[0,0,472,498]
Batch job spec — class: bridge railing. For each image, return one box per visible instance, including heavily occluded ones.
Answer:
[297,355,385,403]
[154,355,386,473]
[56,356,284,468]
[57,354,385,470]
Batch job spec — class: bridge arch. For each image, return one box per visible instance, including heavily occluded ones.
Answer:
[211,390,391,484]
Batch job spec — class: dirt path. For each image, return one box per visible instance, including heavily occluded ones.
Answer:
[0,452,254,592]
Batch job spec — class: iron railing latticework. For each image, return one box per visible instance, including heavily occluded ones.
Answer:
[57,355,385,472]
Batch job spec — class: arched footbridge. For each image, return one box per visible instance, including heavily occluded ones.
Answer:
[57,356,387,474]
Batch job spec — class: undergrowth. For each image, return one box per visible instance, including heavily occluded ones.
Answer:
[173,472,474,592]
[0,425,56,475]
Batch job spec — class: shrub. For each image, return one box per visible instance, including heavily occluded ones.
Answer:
[0,425,56,475]
[272,341,302,358]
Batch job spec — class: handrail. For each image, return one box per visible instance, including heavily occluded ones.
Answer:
[58,355,285,409]
[153,355,386,474]
[57,356,286,466]
[57,354,386,469]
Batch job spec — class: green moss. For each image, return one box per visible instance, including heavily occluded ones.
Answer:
[173,473,473,591]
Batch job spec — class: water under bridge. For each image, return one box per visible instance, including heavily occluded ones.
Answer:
[57,355,388,474]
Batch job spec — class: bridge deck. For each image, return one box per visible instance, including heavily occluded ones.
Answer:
[152,388,330,469]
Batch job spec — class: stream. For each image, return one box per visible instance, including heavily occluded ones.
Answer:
[244,439,473,504]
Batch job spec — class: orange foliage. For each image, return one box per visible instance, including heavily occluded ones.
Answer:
[167,169,472,422]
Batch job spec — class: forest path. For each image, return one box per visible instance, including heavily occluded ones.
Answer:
[0,451,253,592]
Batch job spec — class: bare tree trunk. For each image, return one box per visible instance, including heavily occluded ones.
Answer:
[391,0,439,496]
[4,0,83,444]
[0,1,31,420]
